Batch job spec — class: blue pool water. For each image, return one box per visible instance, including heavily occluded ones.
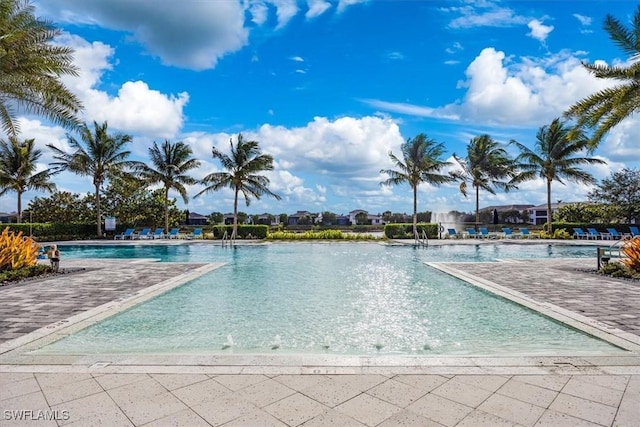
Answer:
[40,243,623,356]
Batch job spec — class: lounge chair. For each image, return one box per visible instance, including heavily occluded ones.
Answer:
[586,227,609,240]
[466,228,479,238]
[152,228,164,239]
[607,228,623,239]
[502,227,521,239]
[573,228,588,239]
[479,227,493,239]
[630,226,640,237]
[190,228,203,239]
[168,228,183,239]
[114,228,135,240]
[520,228,539,238]
[136,228,151,239]
[447,228,461,239]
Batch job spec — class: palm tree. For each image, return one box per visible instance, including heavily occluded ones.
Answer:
[380,133,455,238]
[565,6,640,148]
[47,121,136,236]
[136,140,201,233]
[513,118,606,234]
[0,0,82,136]
[0,137,55,222]
[453,135,518,230]
[195,134,281,239]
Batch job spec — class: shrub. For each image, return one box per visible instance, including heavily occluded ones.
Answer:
[267,230,379,240]
[0,264,52,283]
[538,229,572,239]
[0,227,41,271]
[384,223,439,239]
[600,262,640,280]
[211,225,268,239]
[622,237,640,272]
[6,223,97,240]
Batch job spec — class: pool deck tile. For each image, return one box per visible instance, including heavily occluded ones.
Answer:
[1,243,640,426]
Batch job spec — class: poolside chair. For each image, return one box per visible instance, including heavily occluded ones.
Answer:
[479,227,493,239]
[136,228,151,239]
[586,227,608,240]
[630,226,640,237]
[606,228,623,240]
[502,227,521,239]
[573,228,588,239]
[447,228,461,239]
[152,228,164,239]
[190,228,204,239]
[520,228,539,239]
[114,228,135,240]
[168,228,182,239]
[466,228,480,238]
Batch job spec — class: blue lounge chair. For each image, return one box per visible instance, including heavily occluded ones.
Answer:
[586,227,607,240]
[607,228,623,239]
[630,226,640,237]
[573,228,588,239]
[152,228,164,239]
[190,228,203,239]
[479,227,492,239]
[502,227,521,239]
[466,228,479,238]
[520,228,539,238]
[136,228,151,239]
[114,228,135,240]
[168,228,182,239]
[447,228,460,239]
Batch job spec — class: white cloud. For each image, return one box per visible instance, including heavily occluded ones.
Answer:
[444,2,529,29]
[444,60,461,65]
[295,69,307,74]
[600,118,640,163]
[271,0,299,29]
[249,2,269,25]
[573,14,592,26]
[39,0,248,70]
[306,0,332,19]
[337,0,368,13]
[445,42,463,54]
[527,19,554,43]
[386,51,405,61]
[59,34,188,138]
[290,56,305,62]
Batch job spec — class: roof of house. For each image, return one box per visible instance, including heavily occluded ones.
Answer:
[481,204,534,211]
[529,202,588,209]
[188,212,208,219]
[289,210,312,217]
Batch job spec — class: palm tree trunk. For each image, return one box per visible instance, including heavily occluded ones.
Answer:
[17,191,22,223]
[232,187,239,239]
[475,185,480,232]
[412,185,417,238]
[164,187,169,234]
[95,185,102,236]
[546,179,552,234]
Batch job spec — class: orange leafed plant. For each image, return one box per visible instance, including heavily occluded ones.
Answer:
[621,236,640,272]
[0,227,40,271]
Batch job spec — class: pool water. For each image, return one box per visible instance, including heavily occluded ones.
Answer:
[41,243,623,356]
[58,242,597,263]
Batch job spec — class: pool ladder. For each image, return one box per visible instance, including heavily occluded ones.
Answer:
[597,235,637,268]
[414,229,428,247]
[221,230,236,247]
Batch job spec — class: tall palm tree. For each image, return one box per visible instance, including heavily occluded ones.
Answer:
[136,140,201,233]
[0,0,82,136]
[47,121,136,236]
[380,133,455,238]
[565,6,640,148]
[513,118,606,234]
[195,133,281,239]
[453,135,518,231]
[0,137,55,222]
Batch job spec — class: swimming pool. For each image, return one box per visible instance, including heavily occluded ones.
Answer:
[41,243,623,356]
[59,241,597,263]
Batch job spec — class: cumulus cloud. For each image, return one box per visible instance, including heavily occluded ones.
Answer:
[306,0,332,19]
[337,0,368,13]
[290,56,305,62]
[38,0,248,70]
[527,19,554,43]
[443,2,529,29]
[271,0,299,29]
[573,13,592,26]
[59,34,188,138]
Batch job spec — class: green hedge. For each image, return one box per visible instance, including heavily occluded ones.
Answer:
[211,225,268,239]
[267,230,379,240]
[1,223,97,241]
[384,223,439,239]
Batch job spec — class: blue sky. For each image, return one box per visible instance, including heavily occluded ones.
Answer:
[2,0,638,217]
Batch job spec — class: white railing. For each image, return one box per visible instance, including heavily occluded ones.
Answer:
[414,229,428,247]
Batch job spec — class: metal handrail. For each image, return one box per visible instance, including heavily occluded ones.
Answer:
[414,229,428,247]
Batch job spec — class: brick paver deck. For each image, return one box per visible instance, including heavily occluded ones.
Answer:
[1,243,639,426]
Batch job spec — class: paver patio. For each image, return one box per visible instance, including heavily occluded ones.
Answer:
[0,241,639,426]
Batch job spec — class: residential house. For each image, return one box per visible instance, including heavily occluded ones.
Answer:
[348,209,384,226]
[481,204,534,224]
[0,212,17,223]
[187,212,209,226]
[527,202,575,225]
[257,213,279,225]
[287,210,313,225]
[336,215,350,226]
